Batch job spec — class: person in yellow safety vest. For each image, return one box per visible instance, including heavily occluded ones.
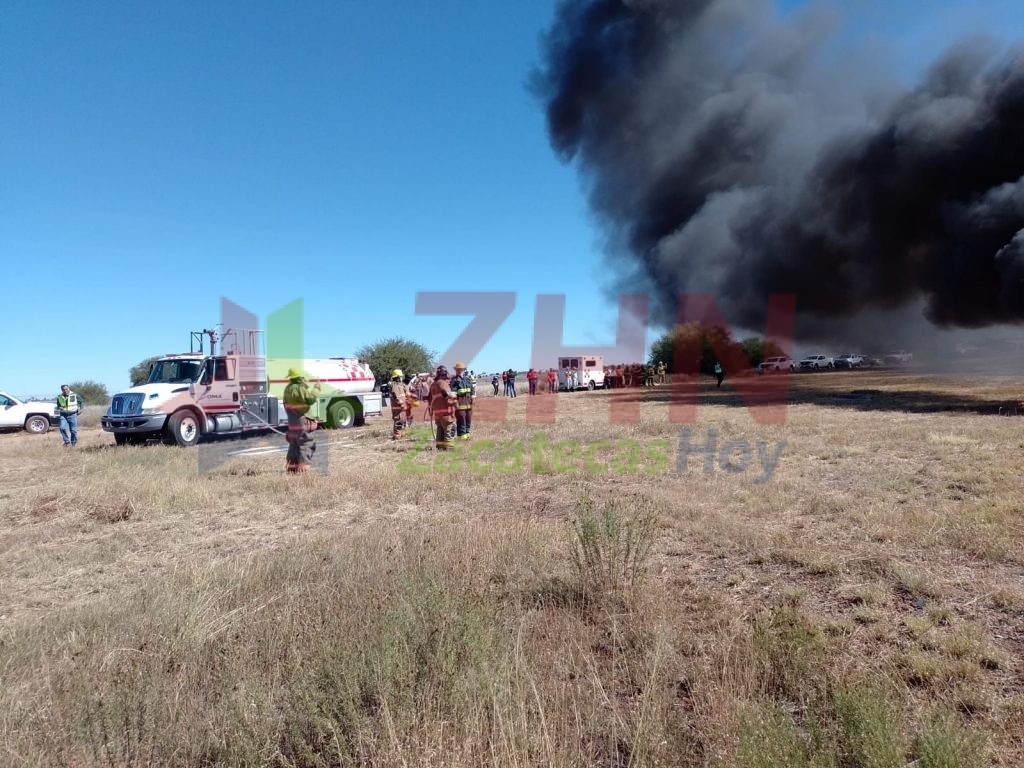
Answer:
[428,365,457,450]
[57,384,83,447]
[388,368,416,440]
[282,368,320,473]
[450,361,476,440]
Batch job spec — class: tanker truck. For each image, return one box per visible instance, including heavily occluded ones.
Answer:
[101,327,381,446]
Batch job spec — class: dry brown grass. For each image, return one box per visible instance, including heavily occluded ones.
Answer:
[1,370,1022,766]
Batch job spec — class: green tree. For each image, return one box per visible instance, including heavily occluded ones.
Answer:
[738,337,786,369]
[355,337,435,384]
[649,322,746,374]
[68,380,110,406]
[130,356,161,386]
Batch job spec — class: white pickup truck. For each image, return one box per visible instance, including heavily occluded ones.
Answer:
[0,391,59,434]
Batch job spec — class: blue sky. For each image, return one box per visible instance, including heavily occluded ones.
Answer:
[2,1,1022,397]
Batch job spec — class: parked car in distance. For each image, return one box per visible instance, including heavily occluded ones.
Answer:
[799,355,834,370]
[0,391,59,434]
[834,353,865,369]
[759,356,793,373]
[885,351,913,365]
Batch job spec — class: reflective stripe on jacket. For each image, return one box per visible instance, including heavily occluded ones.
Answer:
[57,393,79,413]
[451,374,474,410]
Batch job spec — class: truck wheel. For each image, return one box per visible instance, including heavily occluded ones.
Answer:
[328,399,356,429]
[164,410,201,447]
[115,434,129,446]
[24,415,50,434]
[588,380,596,390]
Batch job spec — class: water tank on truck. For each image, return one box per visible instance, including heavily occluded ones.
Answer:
[266,357,382,429]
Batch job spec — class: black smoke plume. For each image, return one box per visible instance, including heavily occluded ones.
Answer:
[534,0,1024,338]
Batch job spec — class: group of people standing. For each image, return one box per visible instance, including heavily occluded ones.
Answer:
[603,361,668,388]
[491,368,559,396]
[491,369,521,397]
[528,368,559,395]
[389,362,476,450]
[277,357,719,473]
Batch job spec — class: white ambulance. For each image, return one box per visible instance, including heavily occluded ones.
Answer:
[556,355,606,391]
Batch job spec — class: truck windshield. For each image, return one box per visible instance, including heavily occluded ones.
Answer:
[148,359,203,384]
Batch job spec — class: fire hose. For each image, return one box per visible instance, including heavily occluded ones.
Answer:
[239,406,290,436]
[242,381,322,436]
[415,399,459,422]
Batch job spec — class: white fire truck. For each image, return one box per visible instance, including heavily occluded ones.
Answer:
[102,327,381,446]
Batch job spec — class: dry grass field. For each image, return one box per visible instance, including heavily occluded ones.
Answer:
[1,370,1022,767]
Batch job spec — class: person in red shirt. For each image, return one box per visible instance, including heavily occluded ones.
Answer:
[547,368,557,393]
[527,368,538,395]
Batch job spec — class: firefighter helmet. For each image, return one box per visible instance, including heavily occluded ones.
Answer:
[286,368,304,380]
[435,365,449,380]
[454,361,466,370]
[392,368,404,380]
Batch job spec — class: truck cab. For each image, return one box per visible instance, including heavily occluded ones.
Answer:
[102,328,280,446]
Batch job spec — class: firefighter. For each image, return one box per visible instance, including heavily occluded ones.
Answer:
[403,372,416,427]
[388,368,415,440]
[451,361,476,439]
[428,365,457,450]
[283,368,320,473]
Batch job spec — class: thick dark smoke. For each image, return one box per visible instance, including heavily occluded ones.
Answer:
[534,0,1024,341]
